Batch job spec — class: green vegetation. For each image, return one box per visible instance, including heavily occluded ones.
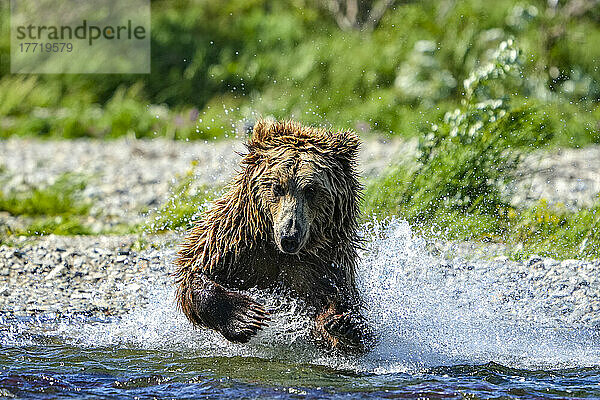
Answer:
[16,216,92,236]
[0,1,598,259]
[0,174,92,235]
[365,40,545,219]
[363,39,600,259]
[365,182,600,260]
[510,200,600,260]
[143,163,221,233]
[0,0,599,145]
[0,173,89,217]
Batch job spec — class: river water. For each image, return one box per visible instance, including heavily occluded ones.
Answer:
[2,219,600,399]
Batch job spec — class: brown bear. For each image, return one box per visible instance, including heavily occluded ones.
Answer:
[174,119,372,352]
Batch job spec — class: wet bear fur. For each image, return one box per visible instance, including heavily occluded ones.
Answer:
[174,119,372,352]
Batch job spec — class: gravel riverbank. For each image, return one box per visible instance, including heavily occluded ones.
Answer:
[1,232,600,329]
[0,137,599,323]
[0,136,409,232]
[0,234,178,317]
[1,138,598,231]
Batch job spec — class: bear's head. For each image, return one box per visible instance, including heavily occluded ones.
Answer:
[242,119,361,255]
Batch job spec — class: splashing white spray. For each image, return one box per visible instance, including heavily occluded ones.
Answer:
[7,218,600,372]
[357,218,600,371]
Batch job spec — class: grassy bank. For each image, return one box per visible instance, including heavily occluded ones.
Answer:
[364,173,600,260]
[0,174,92,236]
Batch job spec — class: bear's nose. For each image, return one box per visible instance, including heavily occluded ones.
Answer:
[280,232,301,254]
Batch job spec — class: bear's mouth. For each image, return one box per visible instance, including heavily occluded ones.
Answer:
[277,231,303,254]
[279,239,301,254]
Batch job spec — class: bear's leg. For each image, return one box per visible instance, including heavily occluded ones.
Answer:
[181,273,270,343]
[314,303,373,352]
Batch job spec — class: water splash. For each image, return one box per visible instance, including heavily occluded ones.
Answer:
[357,218,600,372]
[50,285,319,362]
[3,218,600,373]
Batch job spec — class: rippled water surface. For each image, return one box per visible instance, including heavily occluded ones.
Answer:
[2,219,600,399]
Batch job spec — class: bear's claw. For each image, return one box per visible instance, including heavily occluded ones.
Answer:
[220,292,270,343]
[324,312,364,348]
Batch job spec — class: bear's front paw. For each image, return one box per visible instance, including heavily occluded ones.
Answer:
[324,312,367,349]
[219,292,270,343]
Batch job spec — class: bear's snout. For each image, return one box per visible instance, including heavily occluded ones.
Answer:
[280,231,302,254]
[274,201,308,255]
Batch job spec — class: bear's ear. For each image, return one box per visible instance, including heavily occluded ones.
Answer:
[249,118,276,146]
[329,130,360,166]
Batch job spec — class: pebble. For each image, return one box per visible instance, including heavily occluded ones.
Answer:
[45,263,66,280]
[0,234,176,317]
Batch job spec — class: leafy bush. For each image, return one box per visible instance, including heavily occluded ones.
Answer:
[365,40,551,220]
[363,39,599,260]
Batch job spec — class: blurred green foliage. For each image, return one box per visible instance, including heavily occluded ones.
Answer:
[0,0,598,144]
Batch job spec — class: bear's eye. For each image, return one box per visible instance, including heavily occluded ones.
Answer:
[305,185,318,201]
[272,183,285,197]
